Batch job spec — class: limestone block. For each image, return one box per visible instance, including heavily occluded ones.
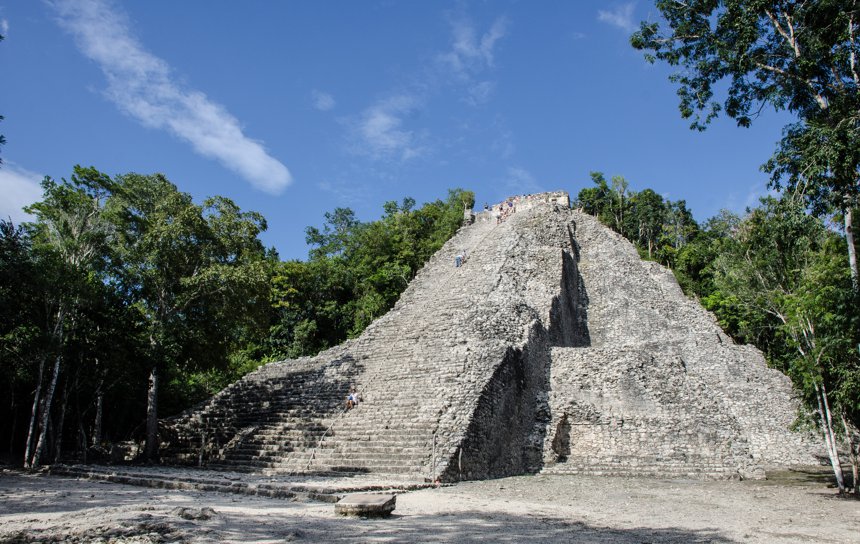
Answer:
[335,493,396,516]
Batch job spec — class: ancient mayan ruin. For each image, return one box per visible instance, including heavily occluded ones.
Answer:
[161,191,819,481]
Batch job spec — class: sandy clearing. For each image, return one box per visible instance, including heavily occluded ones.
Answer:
[1,470,858,543]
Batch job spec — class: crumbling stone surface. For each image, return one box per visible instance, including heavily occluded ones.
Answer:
[160,195,818,482]
[541,212,819,479]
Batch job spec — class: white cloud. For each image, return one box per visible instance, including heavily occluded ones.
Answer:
[1,18,9,36]
[0,164,44,224]
[598,3,637,33]
[51,0,291,194]
[438,16,508,80]
[351,95,423,162]
[312,90,335,112]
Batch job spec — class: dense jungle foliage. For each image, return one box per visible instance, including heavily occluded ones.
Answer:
[0,165,473,466]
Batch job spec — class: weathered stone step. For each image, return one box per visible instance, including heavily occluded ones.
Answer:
[295,451,426,463]
[50,464,434,501]
[267,463,422,476]
[542,463,739,479]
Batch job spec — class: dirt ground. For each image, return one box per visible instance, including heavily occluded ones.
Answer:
[1,469,858,543]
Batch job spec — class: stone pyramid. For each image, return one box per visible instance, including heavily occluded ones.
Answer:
[161,192,818,481]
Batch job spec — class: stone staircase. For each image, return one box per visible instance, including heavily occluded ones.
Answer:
[50,464,434,503]
[162,202,577,479]
[160,195,819,482]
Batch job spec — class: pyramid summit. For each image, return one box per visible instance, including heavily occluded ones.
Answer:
[161,192,818,481]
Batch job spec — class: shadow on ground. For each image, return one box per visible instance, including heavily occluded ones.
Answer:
[276,510,739,544]
[2,509,739,544]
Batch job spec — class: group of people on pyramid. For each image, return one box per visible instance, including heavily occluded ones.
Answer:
[483,193,549,225]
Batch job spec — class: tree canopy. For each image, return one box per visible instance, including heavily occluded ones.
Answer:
[632,0,860,284]
[104,173,271,459]
[0,168,472,466]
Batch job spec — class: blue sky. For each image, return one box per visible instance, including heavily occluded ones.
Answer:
[1,0,793,260]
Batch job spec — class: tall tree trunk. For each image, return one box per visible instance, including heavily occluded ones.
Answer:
[846,207,857,289]
[23,356,46,468]
[30,351,62,468]
[30,303,67,468]
[815,382,846,493]
[92,379,103,447]
[53,375,71,463]
[144,363,159,461]
[78,420,88,464]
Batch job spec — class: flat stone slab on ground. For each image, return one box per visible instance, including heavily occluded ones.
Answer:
[335,493,396,517]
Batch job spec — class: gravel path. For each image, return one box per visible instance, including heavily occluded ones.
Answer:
[1,469,857,543]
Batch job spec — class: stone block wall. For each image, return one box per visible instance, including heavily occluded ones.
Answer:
[441,323,553,481]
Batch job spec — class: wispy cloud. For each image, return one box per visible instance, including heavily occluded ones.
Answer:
[347,14,508,165]
[312,90,335,112]
[437,15,507,106]
[0,163,44,223]
[1,18,9,36]
[722,181,775,214]
[598,2,637,33]
[438,16,508,80]
[51,0,291,194]
[350,95,423,162]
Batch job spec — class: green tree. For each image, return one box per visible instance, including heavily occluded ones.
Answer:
[0,220,43,458]
[305,207,360,260]
[710,196,859,493]
[660,199,698,265]
[632,0,860,285]
[609,175,630,237]
[268,257,355,358]
[629,188,666,260]
[574,172,612,218]
[674,209,739,298]
[105,173,269,460]
[21,168,113,467]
